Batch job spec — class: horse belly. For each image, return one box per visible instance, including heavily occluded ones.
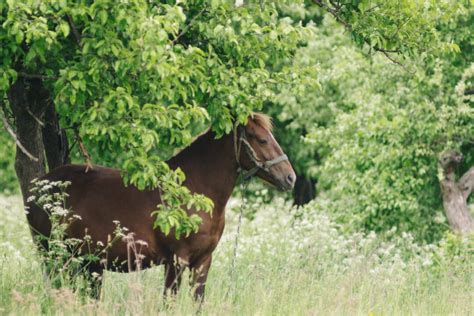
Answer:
[65,184,166,270]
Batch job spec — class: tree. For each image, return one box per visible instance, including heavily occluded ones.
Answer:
[439,150,474,234]
[0,130,17,193]
[0,0,312,236]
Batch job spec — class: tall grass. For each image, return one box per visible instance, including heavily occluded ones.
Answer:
[0,194,472,315]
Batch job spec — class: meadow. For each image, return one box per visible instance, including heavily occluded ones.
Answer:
[1,193,472,315]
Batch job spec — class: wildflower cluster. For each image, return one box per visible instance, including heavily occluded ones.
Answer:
[27,180,125,296]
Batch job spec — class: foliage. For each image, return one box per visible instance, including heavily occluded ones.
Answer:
[268,1,474,240]
[302,13,473,240]
[309,0,462,56]
[271,0,464,175]
[1,194,472,314]
[269,17,363,176]
[151,170,213,239]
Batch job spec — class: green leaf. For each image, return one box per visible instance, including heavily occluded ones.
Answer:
[60,22,70,37]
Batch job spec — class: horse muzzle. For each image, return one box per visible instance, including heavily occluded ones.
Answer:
[276,171,296,191]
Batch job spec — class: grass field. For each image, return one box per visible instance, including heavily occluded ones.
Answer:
[0,194,472,315]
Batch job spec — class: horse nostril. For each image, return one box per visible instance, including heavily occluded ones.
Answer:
[287,174,294,184]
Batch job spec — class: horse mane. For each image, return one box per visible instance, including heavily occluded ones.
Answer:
[250,112,273,132]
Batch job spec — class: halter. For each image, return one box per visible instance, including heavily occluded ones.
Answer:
[233,123,289,180]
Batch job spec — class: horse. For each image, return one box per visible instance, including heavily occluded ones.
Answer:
[26,113,296,299]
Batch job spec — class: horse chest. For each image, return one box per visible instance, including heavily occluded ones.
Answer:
[156,210,225,263]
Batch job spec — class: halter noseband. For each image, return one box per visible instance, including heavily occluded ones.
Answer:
[233,124,289,180]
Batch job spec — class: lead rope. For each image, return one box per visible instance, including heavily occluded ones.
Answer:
[226,125,248,299]
[226,174,249,299]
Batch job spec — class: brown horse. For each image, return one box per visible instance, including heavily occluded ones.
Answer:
[26,113,296,299]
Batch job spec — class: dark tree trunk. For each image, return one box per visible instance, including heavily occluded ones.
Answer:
[292,175,316,206]
[7,78,48,203]
[42,101,70,170]
[439,151,474,234]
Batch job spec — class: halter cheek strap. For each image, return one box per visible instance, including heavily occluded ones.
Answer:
[234,124,289,180]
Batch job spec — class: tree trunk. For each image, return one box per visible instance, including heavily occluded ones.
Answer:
[42,101,70,170]
[292,175,316,206]
[439,151,474,234]
[7,78,48,203]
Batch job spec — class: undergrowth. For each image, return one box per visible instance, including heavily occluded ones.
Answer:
[0,191,472,315]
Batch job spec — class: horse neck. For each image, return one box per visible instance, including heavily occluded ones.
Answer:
[167,130,238,209]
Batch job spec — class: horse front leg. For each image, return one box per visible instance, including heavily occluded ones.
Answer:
[190,255,212,301]
[164,261,184,297]
[85,263,104,300]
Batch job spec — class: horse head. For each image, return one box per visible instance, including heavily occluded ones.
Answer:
[235,113,296,191]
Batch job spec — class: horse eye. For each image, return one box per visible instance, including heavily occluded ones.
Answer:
[258,139,268,145]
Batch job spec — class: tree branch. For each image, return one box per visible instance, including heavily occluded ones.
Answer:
[376,48,400,53]
[464,88,474,96]
[17,72,58,81]
[439,151,474,234]
[66,14,82,48]
[26,107,45,127]
[439,150,463,179]
[172,7,207,45]
[0,111,39,162]
[379,51,414,74]
[73,128,93,172]
[312,0,407,67]
[312,0,350,28]
[459,167,474,200]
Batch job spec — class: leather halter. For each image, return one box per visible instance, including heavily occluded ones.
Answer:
[233,124,289,180]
